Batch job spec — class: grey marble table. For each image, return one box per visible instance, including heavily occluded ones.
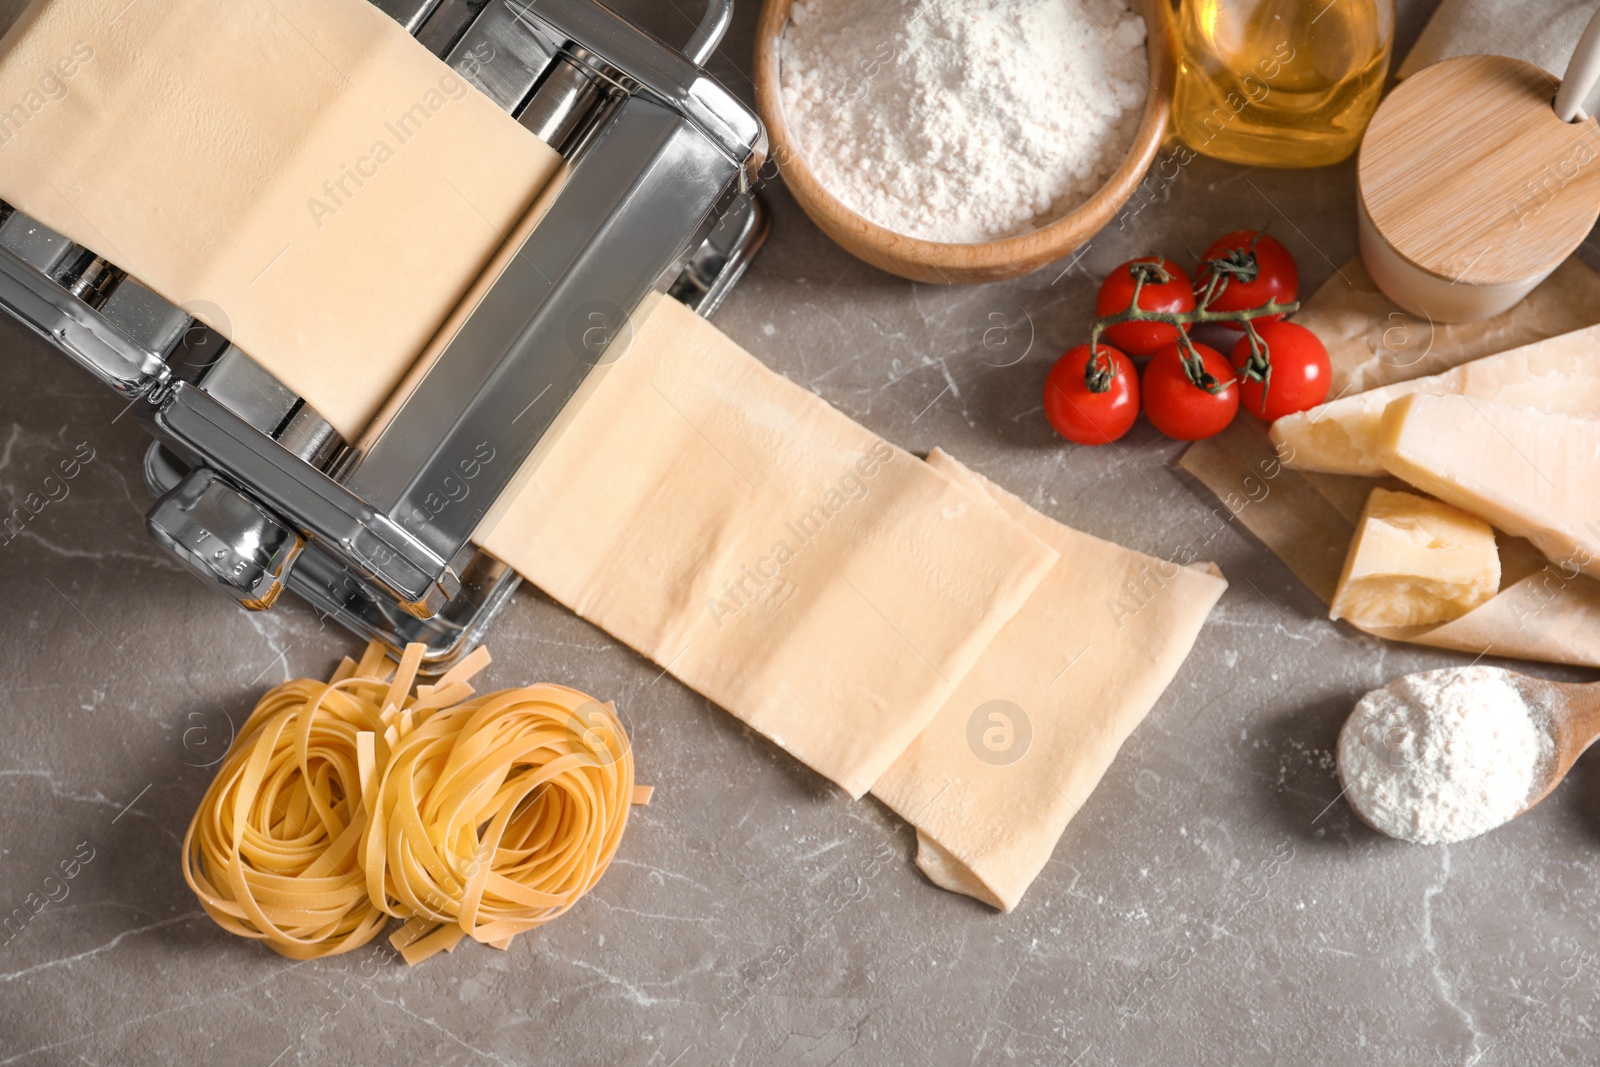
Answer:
[4,1,1599,1064]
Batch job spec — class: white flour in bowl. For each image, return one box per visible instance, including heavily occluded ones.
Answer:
[778,0,1149,244]
[1337,666,1551,844]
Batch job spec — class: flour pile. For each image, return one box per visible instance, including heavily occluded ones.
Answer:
[779,0,1149,243]
[1337,666,1551,844]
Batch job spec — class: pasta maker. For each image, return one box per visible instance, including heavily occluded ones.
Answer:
[0,0,768,667]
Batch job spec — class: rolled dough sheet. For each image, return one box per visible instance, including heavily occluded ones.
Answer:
[480,298,1059,799]
[0,0,560,438]
[871,450,1227,911]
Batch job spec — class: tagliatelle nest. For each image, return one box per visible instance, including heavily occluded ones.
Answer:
[181,641,650,963]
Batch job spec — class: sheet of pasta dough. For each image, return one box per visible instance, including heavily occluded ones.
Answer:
[481,297,1059,799]
[0,0,560,438]
[871,450,1227,911]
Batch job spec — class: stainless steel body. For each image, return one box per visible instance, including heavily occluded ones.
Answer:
[0,0,769,669]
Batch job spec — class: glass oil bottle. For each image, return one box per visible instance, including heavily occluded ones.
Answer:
[1173,0,1394,167]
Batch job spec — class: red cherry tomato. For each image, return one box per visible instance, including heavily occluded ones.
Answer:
[1095,257,1196,356]
[1043,344,1140,445]
[1141,343,1238,441]
[1231,321,1331,421]
[1195,231,1299,329]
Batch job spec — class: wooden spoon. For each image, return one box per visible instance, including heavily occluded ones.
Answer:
[1506,673,1600,816]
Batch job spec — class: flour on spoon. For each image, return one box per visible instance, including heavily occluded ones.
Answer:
[1338,666,1552,844]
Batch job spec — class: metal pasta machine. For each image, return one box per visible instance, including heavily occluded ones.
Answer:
[0,0,768,668]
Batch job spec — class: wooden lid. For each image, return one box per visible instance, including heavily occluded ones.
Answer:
[1358,55,1600,287]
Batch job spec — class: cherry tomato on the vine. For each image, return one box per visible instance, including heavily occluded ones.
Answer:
[1231,321,1331,421]
[1195,231,1298,329]
[1141,343,1238,441]
[1095,256,1196,357]
[1043,343,1140,446]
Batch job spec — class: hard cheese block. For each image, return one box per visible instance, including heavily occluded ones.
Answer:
[1273,323,1600,476]
[481,298,1059,799]
[0,0,561,438]
[1378,394,1600,578]
[870,451,1227,911]
[1330,488,1500,629]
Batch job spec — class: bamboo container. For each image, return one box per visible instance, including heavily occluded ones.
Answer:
[1358,50,1600,322]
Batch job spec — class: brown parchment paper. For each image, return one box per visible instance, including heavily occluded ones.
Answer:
[1180,258,1600,668]
[1296,257,1600,396]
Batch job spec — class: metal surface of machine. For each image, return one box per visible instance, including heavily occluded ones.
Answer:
[0,0,768,668]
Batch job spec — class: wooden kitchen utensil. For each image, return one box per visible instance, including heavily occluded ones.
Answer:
[1357,10,1600,321]
[1508,673,1600,816]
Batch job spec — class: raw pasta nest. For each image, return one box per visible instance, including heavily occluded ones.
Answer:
[181,642,648,963]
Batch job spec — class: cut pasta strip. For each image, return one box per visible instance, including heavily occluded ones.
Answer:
[363,684,638,964]
[383,643,426,714]
[181,674,396,959]
[182,643,645,962]
[356,641,392,682]
[435,644,493,692]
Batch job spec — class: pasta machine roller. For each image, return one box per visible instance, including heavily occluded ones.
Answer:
[0,0,769,668]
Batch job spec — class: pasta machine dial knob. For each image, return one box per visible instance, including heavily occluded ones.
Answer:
[146,468,304,611]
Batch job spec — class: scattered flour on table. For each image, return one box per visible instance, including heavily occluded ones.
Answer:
[778,0,1148,243]
[1337,666,1551,845]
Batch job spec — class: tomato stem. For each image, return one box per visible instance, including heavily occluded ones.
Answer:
[1087,298,1296,395]
[1236,320,1275,413]
[1174,331,1230,394]
[1083,343,1117,394]
[1127,258,1173,287]
[1083,263,1158,394]
[1194,228,1272,311]
[1090,297,1298,348]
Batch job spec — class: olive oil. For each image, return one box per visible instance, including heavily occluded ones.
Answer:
[1174,0,1393,168]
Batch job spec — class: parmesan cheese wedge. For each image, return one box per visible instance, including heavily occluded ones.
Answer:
[1330,488,1500,629]
[1377,394,1600,578]
[1272,324,1600,476]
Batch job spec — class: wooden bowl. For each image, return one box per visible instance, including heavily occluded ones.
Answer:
[752,0,1174,285]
